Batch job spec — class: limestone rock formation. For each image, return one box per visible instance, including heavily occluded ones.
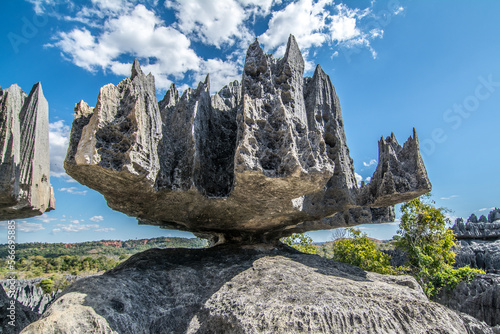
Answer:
[0,284,40,334]
[455,240,500,274]
[0,278,62,314]
[22,245,493,334]
[64,35,431,242]
[452,209,500,240]
[451,208,500,273]
[434,273,500,328]
[0,83,54,219]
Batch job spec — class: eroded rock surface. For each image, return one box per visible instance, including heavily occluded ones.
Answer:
[452,209,500,240]
[434,273,500,328]
[64,35,430,242]
[0,83,54,219]
[22,245,492,334]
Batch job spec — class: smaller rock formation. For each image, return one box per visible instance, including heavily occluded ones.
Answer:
[0,284,40,334]
[0,83,55,220]
[0,278,63,314]
[434,274,500,328]
[452,208,500,273]
[21,245,493,334]
[452,209,500,240]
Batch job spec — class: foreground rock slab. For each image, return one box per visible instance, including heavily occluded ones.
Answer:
[23,246,492,334]
[64,35,430,242]
[0,83,54,219]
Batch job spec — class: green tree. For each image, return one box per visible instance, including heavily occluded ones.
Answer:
[331,228,394,275]
[39,278,54,294]
[395,195,484,297]
[281,233,318,254]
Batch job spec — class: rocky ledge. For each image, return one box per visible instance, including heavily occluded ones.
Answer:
[64,35,430,243]
[0,82,55,219]
[22,245,492,334]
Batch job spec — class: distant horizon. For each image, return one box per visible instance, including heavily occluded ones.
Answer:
[2,1,499,244]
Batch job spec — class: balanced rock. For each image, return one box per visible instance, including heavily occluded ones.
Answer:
[64,35,431,242]
[21,245,493,334]
[0,83,54,219]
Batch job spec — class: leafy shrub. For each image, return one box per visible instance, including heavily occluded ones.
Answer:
[281,233,318,254]
[331,228,395,275]
[395,195,484,297]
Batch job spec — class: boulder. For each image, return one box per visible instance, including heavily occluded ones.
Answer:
[22,245,492,334]
[0,83,54,219]
[64,35,430,242]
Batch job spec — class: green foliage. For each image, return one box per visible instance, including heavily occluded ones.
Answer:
[395,195,484,297]
[331,228,395,275]
[38,278,54,294]
[281,233,318,254]
[0,237,208,279]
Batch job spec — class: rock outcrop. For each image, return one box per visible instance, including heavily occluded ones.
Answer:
[0,83,54,219]
[0,278,62,314]
[64,35,430,242]
[0,284,40,334]
[22,245,493,334]
[452,209,500,240]
[434,273,500,328]
[451,208,500,273]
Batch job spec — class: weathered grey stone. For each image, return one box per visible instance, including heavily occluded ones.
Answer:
[0,83,54,220]
[451,208,500,240]
[434,273,500,327]
[455,240,500,274]
[22,245,493,334]
[64,35,431,242]
[0,283,40,334]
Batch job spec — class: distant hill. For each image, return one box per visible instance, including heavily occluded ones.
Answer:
[0,237,207,259]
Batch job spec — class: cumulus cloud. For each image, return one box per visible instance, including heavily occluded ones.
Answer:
[40,0,400,92]
[35,214,58,223]
[90,215,104,222]
[53,223,100,232]
[59,187,88,195]
[49,120,70,178]
[0,221,45,232]
[363,159,377,167]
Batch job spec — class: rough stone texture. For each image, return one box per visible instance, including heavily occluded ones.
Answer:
[0,283,40,334]
[22,245,492,334]
[455,239,500,274]
[452,209,500,240]
[0,278,61,314]
[0,83,55,220]
[64,35,431,242]
[434,274,500,328]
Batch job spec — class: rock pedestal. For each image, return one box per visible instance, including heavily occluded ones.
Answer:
[64,35,431,242]
[0,83,55,219]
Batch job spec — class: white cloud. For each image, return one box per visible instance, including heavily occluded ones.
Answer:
[440,195,458,200]
[259,0,330,56]
[35,214,58,223]
[49,120,70,178]
[355,172,362,187]
[59,187,88,195]
[70,219,81,224]
[54,223,100,232]
[90,215,104,222]
[167,0,250,48]
[329,4,360,42]
[478,207,495,212]
[17,222,46,232]
[53,4,201,91]
[363,159,377,167]
[94,227,115,232]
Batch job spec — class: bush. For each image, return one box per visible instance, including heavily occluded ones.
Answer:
[281,233,318,254]
[331,228,395,275]
[38,278,54,294]
[395,195,485,297]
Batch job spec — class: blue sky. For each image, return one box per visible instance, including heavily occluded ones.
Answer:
[1,0,499,243]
